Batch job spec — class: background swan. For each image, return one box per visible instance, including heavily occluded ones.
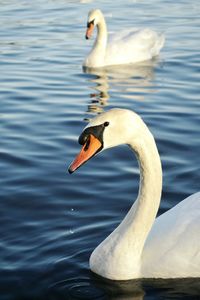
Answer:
[83,9,165,68]
[68,108,200,280]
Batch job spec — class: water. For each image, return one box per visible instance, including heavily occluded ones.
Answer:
[1,0,200,299]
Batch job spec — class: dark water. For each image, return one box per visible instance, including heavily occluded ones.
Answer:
[1,0,200,299]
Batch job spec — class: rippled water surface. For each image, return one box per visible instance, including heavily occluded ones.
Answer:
[1,0,200,299]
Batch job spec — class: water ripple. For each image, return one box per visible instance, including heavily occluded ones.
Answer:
[1,0,200,299]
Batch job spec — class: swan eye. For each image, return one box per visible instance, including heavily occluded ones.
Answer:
[78,122,106,147]
[79,133,88,146]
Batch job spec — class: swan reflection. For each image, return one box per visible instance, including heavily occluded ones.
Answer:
[83,58,159,121]
[90,273,145,300]
[91,275,200,300]
[50,275,200,300]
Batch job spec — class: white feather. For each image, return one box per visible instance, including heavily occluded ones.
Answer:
[72,108,200,280]
[83,9,165,68]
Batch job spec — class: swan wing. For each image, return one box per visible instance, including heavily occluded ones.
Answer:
[108,27,140,43]
[105,28,165,65]
[142,192,200,278]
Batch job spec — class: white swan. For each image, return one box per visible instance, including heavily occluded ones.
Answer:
[83,9,165,68]
[68,109,200,280]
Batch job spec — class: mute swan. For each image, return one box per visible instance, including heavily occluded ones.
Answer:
[83,9,165,68]
[68,109,200,280]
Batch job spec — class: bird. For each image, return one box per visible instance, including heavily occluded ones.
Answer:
[68,108,200,280]
[83,9,165,68]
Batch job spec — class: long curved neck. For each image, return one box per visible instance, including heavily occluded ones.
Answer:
[93,16,107,57]
[97,17,107,46]
[90,122,162,280]
[127,133,162,257]
[113,131,162,276]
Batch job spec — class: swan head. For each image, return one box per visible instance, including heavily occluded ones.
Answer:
[85,9,103,39]
[68,108,145,173]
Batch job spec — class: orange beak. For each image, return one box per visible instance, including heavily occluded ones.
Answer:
[68,134,102,173]
[85,23,94,39]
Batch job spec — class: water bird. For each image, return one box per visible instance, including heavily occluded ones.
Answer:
[83,9,165,68]
[69,108,200,280]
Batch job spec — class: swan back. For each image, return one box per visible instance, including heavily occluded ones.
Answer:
[106,28,165,65]
[142,191,200,278]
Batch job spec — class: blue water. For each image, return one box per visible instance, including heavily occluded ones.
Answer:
[1,0,200,299]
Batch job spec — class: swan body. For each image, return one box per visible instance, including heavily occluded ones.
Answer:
[68,109,200,280]
[83,9,165,68]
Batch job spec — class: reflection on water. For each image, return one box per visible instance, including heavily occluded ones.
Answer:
[91,274,145,300]
[50,274,200,300]
[83,59,158,120]
[83,67,110,116]
[1,0,200,299]
[50,275,145,300]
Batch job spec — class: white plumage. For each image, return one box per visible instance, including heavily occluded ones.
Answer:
[69,109,200,280]
[83,9,165,68]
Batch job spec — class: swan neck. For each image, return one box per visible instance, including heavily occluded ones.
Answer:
[95,16,107,50]
[90,120,163,280]
[129,133,162,255]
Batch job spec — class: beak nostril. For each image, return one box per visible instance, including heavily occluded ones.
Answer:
[84,136,91,151]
